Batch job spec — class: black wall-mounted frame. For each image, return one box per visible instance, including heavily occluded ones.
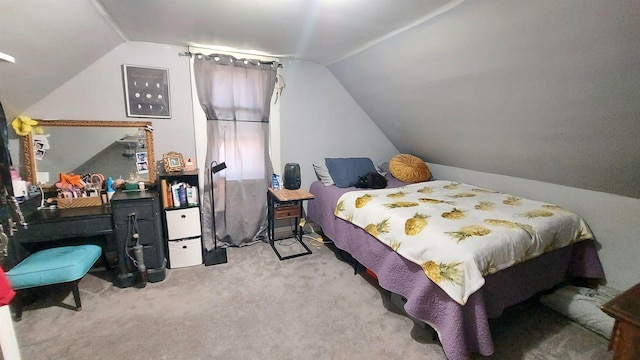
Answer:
[123,65,171,119]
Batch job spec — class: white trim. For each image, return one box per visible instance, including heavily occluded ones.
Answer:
[188,56,207,196]
[269,67,283,175]
[0,304,21,360]
[327,0,465,65]
[91,0,129,42]
[0,52,15,63]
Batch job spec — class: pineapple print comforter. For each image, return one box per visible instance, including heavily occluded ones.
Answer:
[334,180,593,305]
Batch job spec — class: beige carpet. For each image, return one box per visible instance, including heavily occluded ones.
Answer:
[9,239,611,360]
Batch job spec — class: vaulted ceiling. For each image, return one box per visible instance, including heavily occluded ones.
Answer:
[0,0,458,117]
[1,0,638,198]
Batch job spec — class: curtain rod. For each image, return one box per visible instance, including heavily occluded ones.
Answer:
[205,118,269,123]
[179,51,283,68]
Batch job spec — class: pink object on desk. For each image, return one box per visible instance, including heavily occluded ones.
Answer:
[0,268,15,306]
[185,158,196,171]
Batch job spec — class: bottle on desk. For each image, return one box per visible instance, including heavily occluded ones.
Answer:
[186,186,198,206]
[106,177,115,202]
[271,174,279,190]
[178,184,187,207]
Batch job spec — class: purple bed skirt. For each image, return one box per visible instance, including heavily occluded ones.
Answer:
[307,177,604,360]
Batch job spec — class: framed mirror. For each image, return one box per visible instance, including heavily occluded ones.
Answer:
[22,120,156,186]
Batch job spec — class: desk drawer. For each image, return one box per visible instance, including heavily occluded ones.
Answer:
[114,219,158,246]
[274,204,300,220]
[166,207,201,240]
[23,215,112,242]
[112,203,155,223]
[142,245,163,269]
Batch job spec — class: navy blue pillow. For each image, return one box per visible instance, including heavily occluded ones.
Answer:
[325,157,377,188]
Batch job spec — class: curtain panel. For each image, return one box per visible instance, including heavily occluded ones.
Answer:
[194,54,277,122]
[194,54,278,248]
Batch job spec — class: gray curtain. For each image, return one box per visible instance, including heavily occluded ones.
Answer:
[194,54,278,248]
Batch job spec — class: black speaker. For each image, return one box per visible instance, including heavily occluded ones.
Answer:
[283,163,301,190]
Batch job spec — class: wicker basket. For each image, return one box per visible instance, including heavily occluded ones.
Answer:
[56,196,104,209]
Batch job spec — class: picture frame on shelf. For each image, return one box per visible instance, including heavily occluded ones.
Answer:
[122,64,171,118]
[163,151,185,173]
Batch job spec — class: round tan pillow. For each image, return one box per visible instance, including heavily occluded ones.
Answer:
[389,154,431,183]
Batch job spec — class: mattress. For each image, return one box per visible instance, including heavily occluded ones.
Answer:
[307,176,604,360]
[333,180,594,305]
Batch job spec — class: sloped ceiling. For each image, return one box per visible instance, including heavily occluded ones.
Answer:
[0,0,455,119]
[97,0,457,65]
[0,1,124,119]
[0,0,638,198]
[329,1,640,198]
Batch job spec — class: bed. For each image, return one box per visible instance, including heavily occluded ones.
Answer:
[307,173,604,360]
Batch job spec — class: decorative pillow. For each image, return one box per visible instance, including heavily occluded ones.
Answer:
[389,154,431,183]
[325,157,377,188]
[313,161,334,186]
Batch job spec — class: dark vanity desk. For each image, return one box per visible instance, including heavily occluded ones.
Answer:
[21,206,112,241]
[8,190,166,288]
[6,119,163,286]
[9,203,113,265]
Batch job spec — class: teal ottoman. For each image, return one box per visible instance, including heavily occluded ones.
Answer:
[6,244,102,321]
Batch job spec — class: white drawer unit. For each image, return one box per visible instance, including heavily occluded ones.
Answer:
[168,238,203,268]
[165,207,201,240]
[159,171,204,269]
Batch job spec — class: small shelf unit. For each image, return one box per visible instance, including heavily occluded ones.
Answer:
[158,170,203,268]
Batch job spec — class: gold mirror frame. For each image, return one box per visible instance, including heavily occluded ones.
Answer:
[22,120,156,185]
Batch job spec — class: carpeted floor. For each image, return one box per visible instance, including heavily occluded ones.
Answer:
[8,238,611,360]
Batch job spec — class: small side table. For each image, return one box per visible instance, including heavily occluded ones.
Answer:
[601,283,640,360]
[267,188,314,260]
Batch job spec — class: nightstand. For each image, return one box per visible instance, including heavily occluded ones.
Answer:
[601,283,640,360]
[267,188,314,260]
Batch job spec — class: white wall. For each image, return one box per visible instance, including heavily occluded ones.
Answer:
[278,59,398,190]
[19,42,196,174]
[429,163,640,292]
[330,0,640,199]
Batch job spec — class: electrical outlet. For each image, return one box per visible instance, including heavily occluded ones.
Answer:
[299,217,306,227]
